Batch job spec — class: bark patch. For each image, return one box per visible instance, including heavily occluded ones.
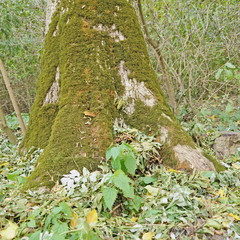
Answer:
[173,144,216,171]
[118,61,156,114]
[43,67,60,105]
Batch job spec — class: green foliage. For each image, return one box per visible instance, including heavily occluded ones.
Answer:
[0,0,45,112]
[103,143,141,212]
[106,143,137,175]
[179,99,239,152]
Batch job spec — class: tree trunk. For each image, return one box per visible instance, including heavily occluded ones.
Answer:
[0,105,17,144]
[21,0,222,189]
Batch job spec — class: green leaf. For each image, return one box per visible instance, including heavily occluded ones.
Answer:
[27,219,36,228]
[103,187,118,210]
[225,69,233,79]
[112,170,134,198]
[205,219,222,230]
[132,195,142,212]
[225,103,233,114]
[225,62,235,69]
[110,147,121,161]
[59,202,71,217]
[52,222,68,240]
[215,68,223,80]
[29,230,41,240]
[141,176,158,184]
[123,154,136,176]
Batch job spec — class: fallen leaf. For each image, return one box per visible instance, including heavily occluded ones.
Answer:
[70,212,79,228]
[168,168,181,173]
[0,221,18,240]
[84,111,96,117]
[228,213,240,221]
[142,232,154,240]
[232,163,240,169]
[218,189,225,199]
[145,186,159,196]
[131,217,138,222]
[87,209,98,225]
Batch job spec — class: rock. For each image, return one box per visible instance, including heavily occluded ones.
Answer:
[214,131,240,159]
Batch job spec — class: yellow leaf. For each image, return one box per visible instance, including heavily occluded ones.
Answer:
[168,168,180,173]
[142,232,154,240]
[0,221,18,240]
[232,163,240,169]
[131,217,138,222]
[145,186,159,196]
[87,209,98,225]
[228,213,240,221]
[0,162,8,167]
[218,189,225,199]
[222,221,230,228]
[70,212,79,229]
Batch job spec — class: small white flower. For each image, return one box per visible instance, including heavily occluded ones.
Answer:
[69,170,80,178]
[66,179,74,190]
[155,233,162,239]
[82,167,90,177]
[90,171,99,182]
[80,184,88,193]
[61,177,70,185]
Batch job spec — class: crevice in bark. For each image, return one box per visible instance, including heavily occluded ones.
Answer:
[43,67,60,105]
[118,61,156,114]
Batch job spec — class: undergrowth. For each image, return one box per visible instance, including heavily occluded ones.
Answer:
[0,108,240,240]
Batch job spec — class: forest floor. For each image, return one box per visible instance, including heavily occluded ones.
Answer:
[0,101,240,240]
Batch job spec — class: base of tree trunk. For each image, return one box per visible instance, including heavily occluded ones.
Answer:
[21,0,224,190]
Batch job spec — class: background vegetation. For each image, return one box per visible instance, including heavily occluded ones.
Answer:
[0,0,45,113]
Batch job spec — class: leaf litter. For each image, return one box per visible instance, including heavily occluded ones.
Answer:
[0,125,240,239]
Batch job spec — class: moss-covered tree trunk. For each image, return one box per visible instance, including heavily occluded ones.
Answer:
[22,0,221,189]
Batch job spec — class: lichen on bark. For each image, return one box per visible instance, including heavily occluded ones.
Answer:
[22,0,222,190]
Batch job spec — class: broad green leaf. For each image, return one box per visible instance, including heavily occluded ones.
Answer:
[103,187,118,210]
[29,230,41,240]
[27,219,36,228]
[112,170,134,198]
[140,176,158,184]
[123,154,136,175]
[110,147,121,161]
[132,195,142,211]
[59,201,72,217]
[52,222,68,240]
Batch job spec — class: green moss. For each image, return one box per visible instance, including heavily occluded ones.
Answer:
[23,0,219,189]
[203,152,226,172]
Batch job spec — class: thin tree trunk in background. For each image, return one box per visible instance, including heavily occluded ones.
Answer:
[0,104,17,144]
[0,58,26,135]
[137,0,177,113]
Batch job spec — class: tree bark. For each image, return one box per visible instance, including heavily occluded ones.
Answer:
[21,0,222,189]
[0,104,17,144]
